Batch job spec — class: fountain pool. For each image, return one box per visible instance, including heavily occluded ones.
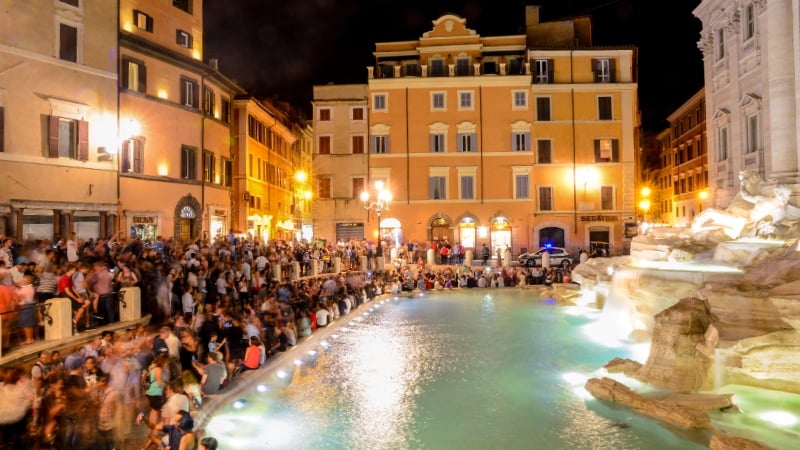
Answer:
[202,289,796,449]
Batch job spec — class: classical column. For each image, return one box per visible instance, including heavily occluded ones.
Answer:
[766,0,798,176]
[99,211,107,239]
[14,208,23,240]
[53,210,62,240]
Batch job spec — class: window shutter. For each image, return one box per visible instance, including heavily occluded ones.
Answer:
[121,61,129,90]
[133,140,143,172]
[192,82,199,108]
[612,139,619,161]
[608,59,616,82]
[429,178,436,199]
[370,136,377,153]
[0,106,4,152]
[594,140,600,161]
[524,132,531,151]
[457,134,463,152]
[77,120,89,161]
[510,133,516,151]
[48,116,60,158]
[384,136,390,153]
[592,59,600,82]
[547,59,554,83]
[470,133,477,151]
[430,134,437,152]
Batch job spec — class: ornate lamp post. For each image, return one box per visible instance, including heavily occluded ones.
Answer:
[360,180,392,257]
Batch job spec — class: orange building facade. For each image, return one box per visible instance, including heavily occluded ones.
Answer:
[356,10,639,257]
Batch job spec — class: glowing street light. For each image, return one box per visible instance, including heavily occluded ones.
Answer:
[361,181,392,256]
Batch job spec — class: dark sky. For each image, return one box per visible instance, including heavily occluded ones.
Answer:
[204,0,703,131]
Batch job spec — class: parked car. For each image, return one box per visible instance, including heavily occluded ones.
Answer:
[517,247,573,268]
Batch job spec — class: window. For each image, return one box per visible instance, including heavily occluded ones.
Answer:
[457,133,476,152]
[537,140,552,163]
[429,176,446,200]
[318,136,331,154]
[460,175,474,200]
[373,94,387,111]
[319,108,331,121]
[512,90,527,109]
[592,58,615,83]
[48,116,88,160]
[430,59,446,77]
[133,10,153,32]
[352,177,365,199]
[0,106,4,152]
[173,0,192,14]
[717,126,728,161]
[515,174,529,199]
[455,58,470,76]
[220,158,232,186]
[60,0,79,6]
[601,186,614,210]
[176,30,192,48]
[598,96,612,120]
[431,134,446,152]
[220,97,231,124]
[203,151,215,183]
[746,114,759,153]
[536,97,551,121]
[594,139,619,162]
[59,23,78,63]
[203,86,214,115]
[371,135,389,154]
[431,92,445,110]
[318,177,331,199]
[459,91,473,110]
[121,58,146,93]
[121,138,143,173]
[716,28,725,60]
[512,132,530,152]
[533,59,553,84]
[180,77,198,108]
[352,135,365,154]
[248,154,253,177]
[743,3,755,41]
[180,146,197,180]
[352,107,364,121]
[538,186,553,211]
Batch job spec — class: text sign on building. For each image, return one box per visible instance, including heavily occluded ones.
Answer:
[580,215,619,222]
[132,216,155,224]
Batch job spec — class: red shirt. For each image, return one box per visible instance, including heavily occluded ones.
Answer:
[57,273,73,295]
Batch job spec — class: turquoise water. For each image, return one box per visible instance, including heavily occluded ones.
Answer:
[205,290,711,449]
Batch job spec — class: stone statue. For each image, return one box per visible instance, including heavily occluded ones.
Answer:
[691,170,798,239]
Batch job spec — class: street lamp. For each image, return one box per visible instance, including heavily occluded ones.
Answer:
[360,181,392,256]
[638,186,652,234]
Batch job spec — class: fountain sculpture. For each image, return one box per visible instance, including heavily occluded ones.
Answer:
[570,171,800,449]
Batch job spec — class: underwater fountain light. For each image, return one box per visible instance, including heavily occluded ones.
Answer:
[308,349,318,356]
[233,399,247,409]
[256,384,268,393]
[294,359,303,366]
[756,410,798,426]
[320,340,330,348]
[276,370,289,379]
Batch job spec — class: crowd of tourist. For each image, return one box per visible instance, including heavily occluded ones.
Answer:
[0,230,575,449]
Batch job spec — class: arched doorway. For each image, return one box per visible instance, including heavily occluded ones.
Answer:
[490,216,512,254]
[429,215,453,243]
[174,194,202,242]
[538,227,565,249]
[589,226,610,256]
[457,216,478,250]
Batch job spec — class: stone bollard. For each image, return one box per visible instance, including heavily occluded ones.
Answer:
[311,259,319,276]
[542,251,551,269]
[44,297,73,340]
[503,248,512,268]
[291,261,300,281]
[119,287,142,322]
[334,257,342,273]
[360,255,368,272]
[465,249,473,267]
[272,263,281,282]
[427,248,435,266]
[376,255,384,271]
[580,251,589,265]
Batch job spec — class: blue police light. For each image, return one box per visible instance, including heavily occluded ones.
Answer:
[544,243,553,249]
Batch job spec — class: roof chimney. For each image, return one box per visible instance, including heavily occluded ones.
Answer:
[209,58,219,70]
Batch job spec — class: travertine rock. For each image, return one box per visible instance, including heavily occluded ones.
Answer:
[709,432,773,450]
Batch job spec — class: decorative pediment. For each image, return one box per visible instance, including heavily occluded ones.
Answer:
[456,121,477,133]
[429,122,450,133]
[370,123,390,134]
[712,107,730,120]
[510,120,532,132]
[738,93,762,109]
[423,14,476,38]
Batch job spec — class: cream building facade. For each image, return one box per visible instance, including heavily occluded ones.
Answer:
[694,0,800,207]
[118,0,242,242]
[357,7,639,257]
[0,0,119,240]
[311,84,370,244]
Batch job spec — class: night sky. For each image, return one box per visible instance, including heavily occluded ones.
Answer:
[203,0,704,131]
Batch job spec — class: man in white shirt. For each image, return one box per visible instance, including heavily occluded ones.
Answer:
[66,232,79,263]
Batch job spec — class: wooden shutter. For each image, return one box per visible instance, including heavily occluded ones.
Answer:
[121,60,129,90]
[77,120,89,161]
[612,139,619,161]
[547,59,554,83]
[608,59,616,82]
[0,106,4,152]
[139,63,146,93]
[48,116,60,158]
[133,139,143,173]
[524,132,531,151]
[470,133,477,152]
[592,59,600,82]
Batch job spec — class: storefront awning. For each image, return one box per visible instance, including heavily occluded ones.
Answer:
[380,217,401,228]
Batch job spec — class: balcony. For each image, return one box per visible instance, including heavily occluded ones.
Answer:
[368,56,529,79]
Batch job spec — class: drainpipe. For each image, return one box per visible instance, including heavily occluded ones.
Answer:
[405,87,410,205]
[571,50,578,235]
[200,74,206,241]
[115,0,121,236]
